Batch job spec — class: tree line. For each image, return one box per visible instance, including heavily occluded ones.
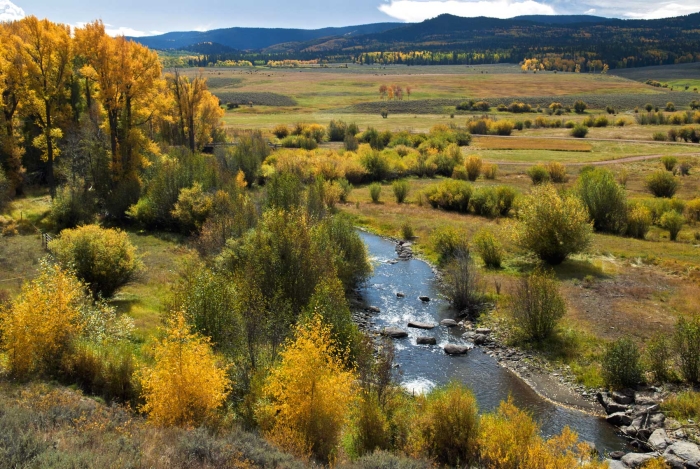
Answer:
[0,17,223,207]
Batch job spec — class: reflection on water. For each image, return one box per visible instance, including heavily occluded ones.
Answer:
[358,231,627,453]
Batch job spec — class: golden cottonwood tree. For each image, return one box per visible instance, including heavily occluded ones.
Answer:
[257,314,357,463]
[19,16,73,198]
[166,70,223,152]
[1,262,85,378]
[138,312,230,427]
[0,21,27,194]
[75,21,163,180]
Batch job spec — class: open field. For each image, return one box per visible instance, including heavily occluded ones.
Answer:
[192,65,690,113]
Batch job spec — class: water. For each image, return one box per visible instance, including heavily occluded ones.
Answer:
[358,231,628,454]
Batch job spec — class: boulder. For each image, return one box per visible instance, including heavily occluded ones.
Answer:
[382,327,408,338]
[475,327,492,334]
[444,344,469,355]
[367,306,381,313]
[635,392,659,406]
[419,296,430,302]
[440,319,458,327]
[621,453,656,468]
[606,402,630,414]
[604,460,627,469]
[665,441,700,465]
[612,391,634,405]
[662,454,688,469]
[648,429,671,451]
[408,321,436,330]
[396,292,405,298]
[609,451,625,460]
[473,334,488,345]
[416,336,437,345]
[607,412,633,427]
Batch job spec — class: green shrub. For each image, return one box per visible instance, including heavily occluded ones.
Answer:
[473,230,503,269]
[573,100,587,114]
[626,204,652,239]
[514,184,592,265]
[337,178,353,203]
[401,222,414,240]
[576,168,627,234]
[171,182,213,234]
[0,167,11,211]
[348,391,390,457]
[328,120,348,142]
[661,156,678,172]
[646,171,679,198]
[470,187,499,217]
[442,250,483,312]
[602,337,643,389]
[483,163,498,180]
[526,165,550,185]
[491,120,514,136]
[49,225,142,298]
[465,156,482,181]
[570,124,589,138]
[414,382,479,466]
[674,316,700,383]
[545,162,568,183]
[392,180,409,204]
[594,116,609,127]
[666,102,676,112]
[653,132,667,141]
[49,185,98,230]
[645,333,673,383]
[495,186,517,216]
[361,149,390,181]
[272,124,289,139]
[510,269,565,341]
[431,225,469,265]
[685,198,700,222]
[345,133,360,151]
[369,183,382,203]
[424,180,473,213]
[660,210,684,241]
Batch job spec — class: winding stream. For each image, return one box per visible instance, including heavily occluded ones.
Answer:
[358,231,627,454]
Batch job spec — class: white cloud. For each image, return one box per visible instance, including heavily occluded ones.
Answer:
[378,0,555,22]
[104,26,148,37]
[623,2,700,19]
[0,0,24,22]
[584,8,596,14]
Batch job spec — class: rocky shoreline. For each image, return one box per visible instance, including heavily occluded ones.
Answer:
[351,235,700,466]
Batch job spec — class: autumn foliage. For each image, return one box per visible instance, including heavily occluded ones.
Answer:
[1,262,86,378]
[138,312,230,427]
[257,314,357,463]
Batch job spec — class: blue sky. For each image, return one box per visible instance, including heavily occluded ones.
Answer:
[3,0,700,35]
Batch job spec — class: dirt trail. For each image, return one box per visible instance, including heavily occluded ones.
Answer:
[489,152,700,166]
[476,134,700,146]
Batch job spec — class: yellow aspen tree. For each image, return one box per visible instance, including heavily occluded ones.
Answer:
[19,16,73,198]
[0,21,27,194]
[1,261,85,378]
[256,314,358,463]
[138,312,230,427]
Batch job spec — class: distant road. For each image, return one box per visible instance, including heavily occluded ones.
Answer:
[473,134,700,147]
[488,152,700,166]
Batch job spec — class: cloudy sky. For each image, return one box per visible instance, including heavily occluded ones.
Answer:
[3,0,699,35]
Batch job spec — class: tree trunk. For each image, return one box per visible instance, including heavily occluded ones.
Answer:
[45,101,55,199]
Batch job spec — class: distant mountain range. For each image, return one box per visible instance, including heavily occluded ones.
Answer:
[131,12,700,70]
[132,23,401,51]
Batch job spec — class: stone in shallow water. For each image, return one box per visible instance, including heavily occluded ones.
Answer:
[408,321,436,330]
[367,305,380,313]
[382,327,408,338]
[443,344,469,355]
[418,296,430,302]
[416,336,437,345]
[440,319,458,327]
[396,292,405,298]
